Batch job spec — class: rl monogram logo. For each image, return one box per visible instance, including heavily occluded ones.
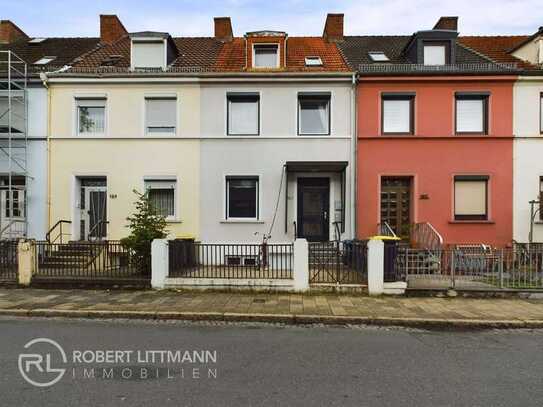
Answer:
[18,338,67,388]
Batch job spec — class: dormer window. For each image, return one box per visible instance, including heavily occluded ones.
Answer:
[305,56,323,67]
[28,38,46,44]
[253,44,279,68]
[34,56,56,65]
[423,43,447,65]
[131,40,165,69]
[368,51,389,62]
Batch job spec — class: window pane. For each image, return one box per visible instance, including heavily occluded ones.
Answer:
[254,45,278,68]
[383,99,411,133]
[146,98,176,134]
[228,95,259,135]
[299,96,330,134]
[148,188,174,217]
[228,178,258,218]
[456,99,484,133]
[79,106,105,134]
[455,180,487,218]
[132,41,164,68]
[540,95,543,133]
[424,45,446,65]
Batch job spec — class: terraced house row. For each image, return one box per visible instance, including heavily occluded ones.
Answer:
[1,13,543,248]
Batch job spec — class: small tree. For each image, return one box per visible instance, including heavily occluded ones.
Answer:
[121,190,168,272]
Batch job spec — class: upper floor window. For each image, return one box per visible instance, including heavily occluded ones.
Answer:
[144,178,177,220]
[132,40,165,69]
[76,98,106,136]
[455,93,489,134]
[253,44,279,68]
[145,97,176,135]
[381,94,414,135]
[540,93,543,134]
[423,44,447,65]
[298,93,331,135]
[227,93,260,136]
[454,175,488,221]
[226,176,259,220]
[539,176,543,221]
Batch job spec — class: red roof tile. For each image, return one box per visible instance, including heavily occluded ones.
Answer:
[459,36,534,69]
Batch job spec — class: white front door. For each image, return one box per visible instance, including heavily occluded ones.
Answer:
[0,188,25,237]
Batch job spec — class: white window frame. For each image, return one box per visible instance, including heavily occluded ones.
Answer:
[130,38,167,70]
[226,92,260,136]
[75,96,107,137]
[252,43,280,69]
[368,51,389,62]
[423,44,447,65]
[304,56,323,66]
[297,92,331,136]
[144,95,178,136]
[144,177,178,221]
[225,176,260,221]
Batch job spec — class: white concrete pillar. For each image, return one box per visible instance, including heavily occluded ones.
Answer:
[18,239,35,286]
[367,239,384,296]
[151,239,169,289]
[293,239,309,292]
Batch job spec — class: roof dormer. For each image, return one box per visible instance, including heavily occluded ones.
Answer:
[129,32,177,70]
[404,16,459,65]
[510,27,543,65]
[245,31,287,70]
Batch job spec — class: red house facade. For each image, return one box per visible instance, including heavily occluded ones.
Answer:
[339,17,516,246]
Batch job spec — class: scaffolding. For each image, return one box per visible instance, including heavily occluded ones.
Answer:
[0,51,28,239]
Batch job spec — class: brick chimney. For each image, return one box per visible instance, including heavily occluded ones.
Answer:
[433,16,458,31]
[100,14,127,44]
[0,20,28,44]
[323,13,344,42]
[214,17,233,42]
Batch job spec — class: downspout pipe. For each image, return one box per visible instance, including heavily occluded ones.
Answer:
[351,72,358,239]
[39,71,52,235]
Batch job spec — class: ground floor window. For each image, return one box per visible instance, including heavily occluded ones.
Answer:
[0,176,25,218]
[144,179,177,219]
[226,176,259,219]
[539,176,543,221]
[454,175,488,221]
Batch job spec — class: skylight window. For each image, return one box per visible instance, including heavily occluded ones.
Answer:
[28,38,46,44]
[368,51,390,62]
[305,56,323,67]
[34,56,56,65]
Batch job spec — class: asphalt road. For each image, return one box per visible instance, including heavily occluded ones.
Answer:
[0,317,542,407]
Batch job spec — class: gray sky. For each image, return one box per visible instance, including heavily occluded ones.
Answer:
[3,0,542,37]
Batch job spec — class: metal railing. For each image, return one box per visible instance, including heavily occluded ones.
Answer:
[396,244,543,290]
[410,222,443,251]
[309,240,368,284]
[168,241,293,279]
[0,240,17,281]
[46,220,72,244]
[377,222,397,238]
[88,220,109,241]
[34,241,150,280]
[358,62,519,74]
[0,220,26,240]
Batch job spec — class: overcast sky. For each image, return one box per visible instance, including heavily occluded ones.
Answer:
[3,0,542,37]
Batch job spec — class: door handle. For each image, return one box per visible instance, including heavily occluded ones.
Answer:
[323,211,328,221]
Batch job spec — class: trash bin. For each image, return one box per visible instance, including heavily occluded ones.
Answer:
[369,235,401,282]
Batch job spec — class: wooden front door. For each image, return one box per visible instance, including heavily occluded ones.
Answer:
[380,177,412,238]
[297,178,330,242]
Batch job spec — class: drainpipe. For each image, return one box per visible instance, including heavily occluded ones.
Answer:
[350,72,358,239]
[39,71,52,235]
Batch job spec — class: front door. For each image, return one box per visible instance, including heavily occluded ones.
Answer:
[80,184,107,240]
[380,177,412,238]
[297,178,330,242]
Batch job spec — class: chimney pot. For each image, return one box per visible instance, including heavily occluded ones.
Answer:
[0,20,28,44]
[214,17,233,42]
[433,16,458,31]
[100,14,127,44]
[323,13,344,42]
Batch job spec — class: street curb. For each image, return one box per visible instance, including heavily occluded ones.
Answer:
[0,308,542,329]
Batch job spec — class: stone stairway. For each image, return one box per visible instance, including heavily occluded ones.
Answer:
[38,242,101,270]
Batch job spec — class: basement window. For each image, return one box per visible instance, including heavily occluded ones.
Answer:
[454,176,489,221]
[34,56,56,65]
[368,51,389,62]
[305,56,323,67]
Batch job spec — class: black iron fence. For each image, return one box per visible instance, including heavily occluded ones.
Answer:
[169,241,293,279]
[395,244,543,290]
[34,241,150,281]
[309,240,368,284]
[0,240,17,281]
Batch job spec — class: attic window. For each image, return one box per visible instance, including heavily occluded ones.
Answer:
[28,38,46,44]
[131,40,165,70]
[253,44,279,68]
[34,56,56,65]
[305,56,323,67]
[368,51,389,62]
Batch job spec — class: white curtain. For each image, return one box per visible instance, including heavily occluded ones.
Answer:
[383,99,411,133]
[456,99,484,133]
[228,97,259,135]
[77,99,106,134]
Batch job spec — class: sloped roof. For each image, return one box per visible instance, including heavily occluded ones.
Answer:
[458,36,535,69]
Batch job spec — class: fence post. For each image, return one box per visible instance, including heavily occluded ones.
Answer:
[367,239,384,295]
[499,249,504,289]
[293,239,309,292]
[18,239,35,286]
[151,239,169,289]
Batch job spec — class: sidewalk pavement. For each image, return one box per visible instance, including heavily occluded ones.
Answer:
[1,288,543,329]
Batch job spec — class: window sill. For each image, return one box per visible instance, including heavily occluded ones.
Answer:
[220,219,265,224]
[449,220,495,224]
[165,219,183,224]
